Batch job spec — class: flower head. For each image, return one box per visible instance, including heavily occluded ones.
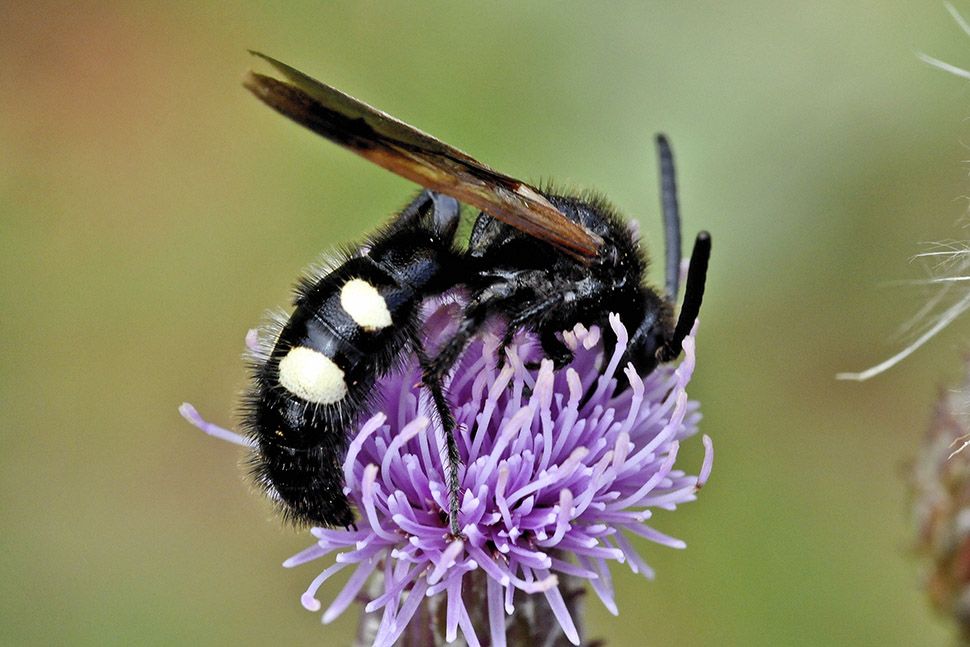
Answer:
[183,298,711,647]
[911,360,970,639]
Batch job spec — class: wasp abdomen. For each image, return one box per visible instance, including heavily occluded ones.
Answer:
[244,201,461,528]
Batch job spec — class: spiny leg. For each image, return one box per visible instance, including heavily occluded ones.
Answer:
[415,345,463,538]
[423,294,499,385]
[417,299,502,537]
[497,302,574,370]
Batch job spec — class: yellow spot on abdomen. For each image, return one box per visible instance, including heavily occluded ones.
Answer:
[278,346,348,405]
[340,278,392,332]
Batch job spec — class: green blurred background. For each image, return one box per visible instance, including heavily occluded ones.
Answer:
[4,1,970,645]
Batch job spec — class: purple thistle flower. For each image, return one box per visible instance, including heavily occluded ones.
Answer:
[183,297,711,647]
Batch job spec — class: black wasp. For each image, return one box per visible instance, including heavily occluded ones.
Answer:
[241,52,710,537]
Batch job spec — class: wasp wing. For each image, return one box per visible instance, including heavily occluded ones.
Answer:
[243,51,603,260]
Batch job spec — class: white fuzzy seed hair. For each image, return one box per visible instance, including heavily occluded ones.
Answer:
[340,278,392,332]
[840,5,970,382]
[278,346,348,405]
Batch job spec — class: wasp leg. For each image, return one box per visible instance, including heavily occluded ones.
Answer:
[533,328,574,370]
[386,190,460,239]
[415,345,464,538]
[424,289,504,384]
[494,298,574,371]
[418,302,501,538]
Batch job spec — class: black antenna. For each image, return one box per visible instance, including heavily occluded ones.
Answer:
[655,135,711,362]
[656,134,681,300]
[660,231,711,362]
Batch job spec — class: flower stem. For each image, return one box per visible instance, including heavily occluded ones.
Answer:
[356,555,589,647]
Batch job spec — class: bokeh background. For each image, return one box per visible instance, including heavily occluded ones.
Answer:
[5,2,970,645]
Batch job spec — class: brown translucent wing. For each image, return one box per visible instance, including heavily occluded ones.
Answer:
[242,51,603,260]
